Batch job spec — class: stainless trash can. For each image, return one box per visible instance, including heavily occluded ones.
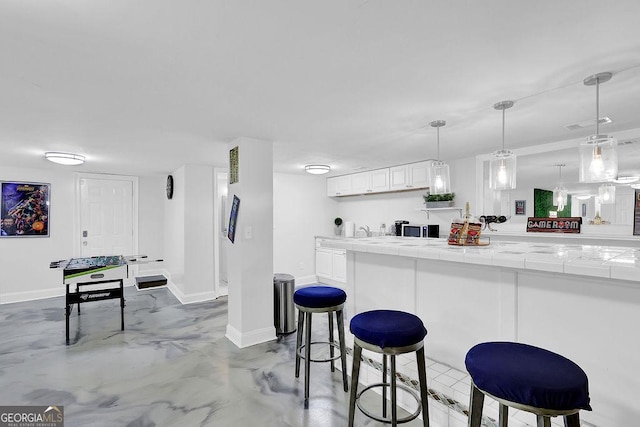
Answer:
[274,273,296,335]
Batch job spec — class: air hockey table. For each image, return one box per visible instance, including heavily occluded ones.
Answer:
[50,255,160,344]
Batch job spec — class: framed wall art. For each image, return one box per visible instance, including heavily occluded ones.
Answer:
[1,181,50,237]
[515,200,526,215]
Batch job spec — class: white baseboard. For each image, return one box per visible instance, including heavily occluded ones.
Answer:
[293,274,318,286]
[0,288,65,304]
[167,280,216,305]
[225,323,276,348]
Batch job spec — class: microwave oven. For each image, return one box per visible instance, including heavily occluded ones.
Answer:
[401,224,440,238]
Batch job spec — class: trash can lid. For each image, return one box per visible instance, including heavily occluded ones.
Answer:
[274,273,295,283]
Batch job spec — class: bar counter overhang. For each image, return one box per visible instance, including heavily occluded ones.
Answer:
[320,236,640,427]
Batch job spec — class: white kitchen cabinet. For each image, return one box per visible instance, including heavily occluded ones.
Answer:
[327,174,353,197]
[350,168,390,194]
[389,161,431,191]
[315,246,346,283]
[331,250,347,282]
[315,248,333,278]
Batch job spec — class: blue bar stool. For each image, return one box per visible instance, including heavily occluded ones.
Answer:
[348,309,430,427]
[465,342,592,427]
[294,285,348,408]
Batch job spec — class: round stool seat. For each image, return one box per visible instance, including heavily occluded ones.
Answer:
[350,309,427,349]
[465,342,591,412]
[294,286,346,308]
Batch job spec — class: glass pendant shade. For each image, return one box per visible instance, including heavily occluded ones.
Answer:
[553,186,568,211]
[489,149,516,190]
[598,183,616,204]
[579,135,618,182]
[579,72,618,183]
[489,100,516,190]
[429,160,451,194]
[428,119,451,195]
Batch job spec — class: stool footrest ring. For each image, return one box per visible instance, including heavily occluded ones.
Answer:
[355,382,422,424]
[297,341,343,363]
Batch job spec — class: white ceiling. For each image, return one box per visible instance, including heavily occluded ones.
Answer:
[2,0,640,180]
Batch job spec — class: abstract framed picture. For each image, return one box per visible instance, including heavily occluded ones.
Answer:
[227,194,240,243]
[1,181,50,237]
[515,200,526,215]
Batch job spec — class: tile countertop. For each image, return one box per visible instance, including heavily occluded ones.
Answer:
[318,236,640,283]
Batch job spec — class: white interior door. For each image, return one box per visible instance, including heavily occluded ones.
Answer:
[79,177,134,258]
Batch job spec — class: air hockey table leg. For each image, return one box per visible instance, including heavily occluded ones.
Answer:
[76,284,81,314]
[65,284,70,345]
[120,279,125,331]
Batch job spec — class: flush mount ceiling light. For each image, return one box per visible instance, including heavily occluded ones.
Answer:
[579,72,618,183]
[598,183,616,204]
[574,194,592,200]
[630,183,640,189]
[553,164,568,212]
[45,152,85,166]
[428,120,451,195]
[489,100,516,190]
[612,176,639,184]
[304,164,331,175]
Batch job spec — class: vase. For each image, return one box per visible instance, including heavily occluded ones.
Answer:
[334,226,342,236]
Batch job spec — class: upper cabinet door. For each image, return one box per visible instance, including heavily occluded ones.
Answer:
[350,171,370,194]
[369,168,390,192]
[410,161,431,189]
[389,165,411,190]
[327,174,353,197]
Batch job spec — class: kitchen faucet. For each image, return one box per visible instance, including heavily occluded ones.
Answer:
[359,225,371,237]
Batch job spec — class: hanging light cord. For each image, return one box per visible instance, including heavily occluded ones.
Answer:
[501,107,506,150]
[595,77,600,136]
[436,126,440,160]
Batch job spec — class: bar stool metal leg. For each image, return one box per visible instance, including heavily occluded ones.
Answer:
[328,311,335,372]
[348,343,363,427]
[468,383,484,427]
[336,309,348,392]
[304,311,312,408]
[416,346,430,427]
[499,404,508,427]
[564,414,580,427]
[382,355,388,419]
[536,415,551,427]
[295,310,304,378]
[390,355,398,427]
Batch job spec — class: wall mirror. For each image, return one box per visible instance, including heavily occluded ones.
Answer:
[476,129,640,230]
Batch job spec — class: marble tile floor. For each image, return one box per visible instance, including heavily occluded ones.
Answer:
[0,287,432,427]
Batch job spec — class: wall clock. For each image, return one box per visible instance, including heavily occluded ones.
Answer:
[166,175,174,200]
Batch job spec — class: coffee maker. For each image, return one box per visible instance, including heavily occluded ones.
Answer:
[394,220,409,236]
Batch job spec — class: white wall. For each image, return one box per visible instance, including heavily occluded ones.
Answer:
[163,165,216,303]
[138,175,165,275]
[183,165,215,299]
[164,166,186,290]
[0,167,75,303]
[273,172,337,284]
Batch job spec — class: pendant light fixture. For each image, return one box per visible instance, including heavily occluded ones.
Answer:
[553,164,568,212]
[428,120,451,194]
[598,183,616,204]
[579,72,618,183]
[490,100,516,190]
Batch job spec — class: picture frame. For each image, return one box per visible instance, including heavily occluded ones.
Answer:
[634,189,640,236]
[515,200,526,215]
[1,181,50,237]
[227,194,240,243]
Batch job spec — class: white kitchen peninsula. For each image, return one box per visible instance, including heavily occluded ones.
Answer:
[320,236,640,427]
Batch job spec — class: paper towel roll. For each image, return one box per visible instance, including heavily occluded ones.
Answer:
[344,221,355,237]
